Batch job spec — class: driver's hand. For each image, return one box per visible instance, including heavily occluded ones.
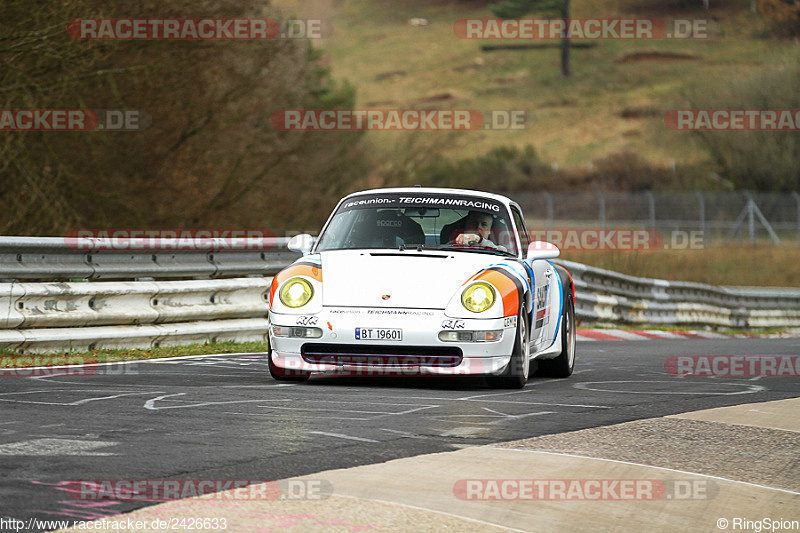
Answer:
[455,233,480,246]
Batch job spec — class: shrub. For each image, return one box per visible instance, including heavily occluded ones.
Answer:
[411,145,551,192]
[757,0,800,37]
[684,52,800,192]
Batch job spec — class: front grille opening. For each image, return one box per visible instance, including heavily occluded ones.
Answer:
[301,343,463,367]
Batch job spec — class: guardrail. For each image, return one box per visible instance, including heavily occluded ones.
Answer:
[556,259,800,329]
[0,236,300,280]
[0,239,797,353]
[0,277,273,353]
[2,278,271,328]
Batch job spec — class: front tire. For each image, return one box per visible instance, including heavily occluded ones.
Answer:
[268,347,310,382]
[487,310,529,389]
[538,295,576,378]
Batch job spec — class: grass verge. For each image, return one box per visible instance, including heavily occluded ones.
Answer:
[0,341,270,368]
[562,245,800,287]
[582,323,792,335]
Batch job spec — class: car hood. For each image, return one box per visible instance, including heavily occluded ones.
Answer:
[318,249,499,308]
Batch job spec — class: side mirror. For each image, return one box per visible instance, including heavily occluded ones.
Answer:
[288,234,316,255]
[527,241,560,261]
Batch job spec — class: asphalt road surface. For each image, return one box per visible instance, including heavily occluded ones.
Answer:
[1,338,798,530]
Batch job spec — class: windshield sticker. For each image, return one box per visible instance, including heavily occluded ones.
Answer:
[340,194,502,213]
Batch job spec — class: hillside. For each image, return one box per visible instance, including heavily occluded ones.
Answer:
[276,0,796,171]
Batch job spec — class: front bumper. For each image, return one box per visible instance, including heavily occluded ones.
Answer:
[269,307,516,376]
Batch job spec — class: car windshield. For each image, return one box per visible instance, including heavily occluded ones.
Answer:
[315,192,519,256]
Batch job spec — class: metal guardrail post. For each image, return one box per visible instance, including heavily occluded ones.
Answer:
[543,192,554,229]
[745,192,782,246]
[596,190,606,230]
[746,192,755,244]
[794,191,800,245]
[725,192,781,246]
[696,191,706,246]
[645,191,656,231]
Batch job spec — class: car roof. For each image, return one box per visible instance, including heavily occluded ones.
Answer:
[342,187,521,211]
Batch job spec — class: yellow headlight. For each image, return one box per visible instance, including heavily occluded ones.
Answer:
[461,282,496,313]
[279,277,314,308]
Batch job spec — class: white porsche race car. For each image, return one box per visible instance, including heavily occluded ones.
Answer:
[268,187,576,388]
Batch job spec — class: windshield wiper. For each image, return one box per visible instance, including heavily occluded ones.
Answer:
[434,244,514,257]
[398,243,425,252]
[461,247,515,257]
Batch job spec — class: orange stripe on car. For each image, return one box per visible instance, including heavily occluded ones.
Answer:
[563,267,575,305]
[471,269,520,317]
[269,263,322,309]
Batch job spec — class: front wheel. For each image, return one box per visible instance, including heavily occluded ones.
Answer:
[268,348,310,382]
[487,310,529,389]
[538,296,576,378]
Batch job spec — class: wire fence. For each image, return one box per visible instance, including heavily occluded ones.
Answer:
[515,191,800,246]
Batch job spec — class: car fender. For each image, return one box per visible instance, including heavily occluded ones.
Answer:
[269,257,323,314]
[550,263,574,343]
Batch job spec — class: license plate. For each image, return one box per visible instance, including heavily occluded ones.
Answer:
[355,328,402,341]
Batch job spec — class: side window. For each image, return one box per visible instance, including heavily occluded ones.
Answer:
[511,208,530,254]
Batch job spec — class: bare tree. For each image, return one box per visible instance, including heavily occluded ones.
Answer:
[0,0,366,234]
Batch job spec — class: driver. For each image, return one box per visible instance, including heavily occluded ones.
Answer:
[449,211,507,251]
